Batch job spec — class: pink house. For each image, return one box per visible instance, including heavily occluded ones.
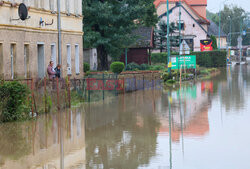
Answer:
[154,0,210,51]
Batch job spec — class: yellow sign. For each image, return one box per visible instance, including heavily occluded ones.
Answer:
[168,62,172,68]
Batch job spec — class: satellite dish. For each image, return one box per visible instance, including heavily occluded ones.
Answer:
[18,3,28,21]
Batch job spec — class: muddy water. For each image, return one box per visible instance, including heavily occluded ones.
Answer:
[1,65,250,169]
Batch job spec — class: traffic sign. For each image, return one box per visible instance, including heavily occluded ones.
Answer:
[180,40,190,55]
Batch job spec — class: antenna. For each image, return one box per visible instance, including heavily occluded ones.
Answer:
[10,3,30,21]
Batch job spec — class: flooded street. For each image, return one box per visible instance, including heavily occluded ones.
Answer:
[1,65,250,169]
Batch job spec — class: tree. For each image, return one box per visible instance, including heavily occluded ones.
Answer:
[154,21,179,52]
[211,35,218,50]
[207,5,249,46]
[83,0,158,70]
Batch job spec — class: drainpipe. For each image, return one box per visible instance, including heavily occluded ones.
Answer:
[57,0,62,65]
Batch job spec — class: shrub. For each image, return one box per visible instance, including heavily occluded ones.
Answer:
[151,52,179,64]
[139,64,150,70]
[166,79,176,84]
[0,81,31,122]
[191,50,226,67]
[83,62,90,73]
[161,72,171,82]
[211,35,218,50]
[126,62,140,71]
[149,64,166,71]
[110,62,125,74]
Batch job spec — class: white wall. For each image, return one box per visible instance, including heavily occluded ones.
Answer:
[161,6,207,51]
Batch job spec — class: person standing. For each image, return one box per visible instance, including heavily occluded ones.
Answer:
[47,61,56,80]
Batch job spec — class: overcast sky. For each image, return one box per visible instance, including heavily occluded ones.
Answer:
[207,0,250,13]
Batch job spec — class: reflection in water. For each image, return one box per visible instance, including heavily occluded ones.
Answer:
[1,66,250,169]
[0,108,86,169]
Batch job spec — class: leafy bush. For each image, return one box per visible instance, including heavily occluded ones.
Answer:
[166,79,176,84]
[211,35,218,50]
[84,62,90,73]
[151,52,179,64]
[149,64,166,70]
[126,62,140,71]
[191,51,226,67]
[110,62,125,74]
[140,64,150,70]
[0,81,31,122]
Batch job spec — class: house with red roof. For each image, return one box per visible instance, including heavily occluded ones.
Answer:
[154,0,211,51]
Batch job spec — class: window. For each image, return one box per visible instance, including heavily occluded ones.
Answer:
[0,43,3,78]
[24,44,30,78]
[74,0,79,15]
[37,44,45,78]
[10,44,16,79]
[49,0,55,11]
[75,44,80,75]
[51,44,56,69]
[67,44,71,75]
[178,21,185,30]
[66,0,70,15]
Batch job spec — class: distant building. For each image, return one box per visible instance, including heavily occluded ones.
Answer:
[154,0,210,51]
[120,27,154,65]
[0,0,83,79]
[207,20,228,49]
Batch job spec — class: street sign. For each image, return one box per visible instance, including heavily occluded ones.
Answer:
[242,30,246,36]
[180,40,190,55]
[171,55,196,69]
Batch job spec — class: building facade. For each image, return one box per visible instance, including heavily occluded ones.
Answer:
[0,0,83,79]
[154,0,210,52]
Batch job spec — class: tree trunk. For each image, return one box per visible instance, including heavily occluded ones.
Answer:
[97,45,109,71]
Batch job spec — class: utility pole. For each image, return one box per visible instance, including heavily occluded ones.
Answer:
[219,11,221,50]
[166,0,171,73]
[178,0,181,71]
[57,0,62,64]
[219,0,228,50]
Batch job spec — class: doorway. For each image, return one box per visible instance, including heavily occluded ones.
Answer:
[37,44,45,78]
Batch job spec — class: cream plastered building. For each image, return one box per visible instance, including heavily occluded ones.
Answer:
[154,0,210,51]
[0,0,83,79]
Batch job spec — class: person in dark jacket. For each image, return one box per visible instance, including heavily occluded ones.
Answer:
[54,64,61,78]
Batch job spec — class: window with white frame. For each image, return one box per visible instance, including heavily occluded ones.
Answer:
[49,0,55,11]
[75,44,80,75]
[67,44,71,75]
[51,44,56,69]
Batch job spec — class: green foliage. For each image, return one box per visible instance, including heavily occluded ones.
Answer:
[151,52,179,64]
[83,0,158,70]
[191,51,227,67]
[149,64,166,71]
[207,6,249,46]
[210,35,218,50]
[0,81,31,122]
[166,79,176,84]
[126,62,140,71]
[154,21,179,52]
[140,64,150,70]
[110,62,125,74]
[84,62,90,73]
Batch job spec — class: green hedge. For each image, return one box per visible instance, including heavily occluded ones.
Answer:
[191,50,226,67]
[151,52,179,64]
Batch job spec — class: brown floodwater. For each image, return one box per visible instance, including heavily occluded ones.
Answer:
[1,65,250,169]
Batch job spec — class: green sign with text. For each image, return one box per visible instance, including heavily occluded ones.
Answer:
[170,55,196,69]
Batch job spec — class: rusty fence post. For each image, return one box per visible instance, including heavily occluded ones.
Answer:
[56,77,60,110]
[44,77,47,113]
